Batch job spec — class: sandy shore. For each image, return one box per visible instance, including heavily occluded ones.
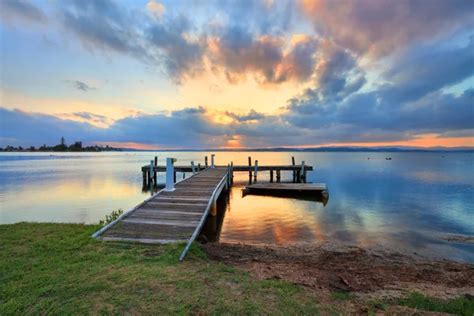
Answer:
[203,242,474,301]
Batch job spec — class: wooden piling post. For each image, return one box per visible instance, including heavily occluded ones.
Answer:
[296,169,301,183]
[301,160,306,183]
[149,160,154,186]
[301,161,306,183]
[291,156,296,183]
[270,169,274,182]
[142,170,147,187]
[191,161,196,175]
[205,156,208,168]
[248,156,252,182]
[230,161,234,183]
[198,163,201,171]
[254,160,258,182]
[183,172,185,179]
[173,170,177,183]
[153,156,158,184]
[276,169,281,182]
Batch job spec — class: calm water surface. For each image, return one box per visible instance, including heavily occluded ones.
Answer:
[0,151,473,262]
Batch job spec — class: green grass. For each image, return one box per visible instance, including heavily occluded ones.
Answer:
[395,292,474,316]
[0,223,319,315]
[1,223,472,315]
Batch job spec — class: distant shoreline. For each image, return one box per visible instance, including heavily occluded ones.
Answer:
[0,147,473,153]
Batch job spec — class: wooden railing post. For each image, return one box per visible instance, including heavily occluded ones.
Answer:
[291,156,296,182]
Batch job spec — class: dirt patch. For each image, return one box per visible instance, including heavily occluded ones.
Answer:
[202,242,474,298]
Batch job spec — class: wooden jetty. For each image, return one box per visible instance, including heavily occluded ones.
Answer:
[142,155,313,187]
[243,183,329,205]
[93,166,231,261]
[94,155,316,260]
[244,182,327,194]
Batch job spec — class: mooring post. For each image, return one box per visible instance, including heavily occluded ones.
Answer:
[165,158,176,191]
[211,154,215,168]
[149,160,154,186]
[227,164,231,188]
[248,156,252,183]
[198,163,201,171]
[153,156,158,184]
[292,156,296,183]
[191,161,196,175]
[254,160,258,182]
[276,169,281,182]
[301,161,306,183]
[270,169,274,183]
[205,156,208,168]
[183,172,185,179]
[142,170,147,187]
[230,161,234,183]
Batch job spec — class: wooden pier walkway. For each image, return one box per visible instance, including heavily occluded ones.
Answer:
[93,155,315,260]
[93,167,230,259]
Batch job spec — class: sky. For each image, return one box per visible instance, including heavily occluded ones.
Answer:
[0,0,473,149]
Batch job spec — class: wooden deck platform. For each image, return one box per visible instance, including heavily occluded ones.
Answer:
[243,183,328,201]
[92,167,230,259]
[245,183,327,192]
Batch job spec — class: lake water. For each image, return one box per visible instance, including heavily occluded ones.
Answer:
[0,151,473,262]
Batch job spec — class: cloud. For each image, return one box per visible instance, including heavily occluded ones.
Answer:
[208,27,319,84]
[146,0,165,19]
[67,80,96,92]
[60,0,142,54]
[55,0,318,85]
[0,108,99,147]
[70,112,110,126]
[226,110,265,122]
[0,0,47,25]
[147,15,205,82]
[299,0,474,57]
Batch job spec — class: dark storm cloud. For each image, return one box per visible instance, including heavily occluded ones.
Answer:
[0,0,47,24]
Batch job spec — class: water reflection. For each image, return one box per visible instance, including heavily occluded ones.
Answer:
[0,151,473,262]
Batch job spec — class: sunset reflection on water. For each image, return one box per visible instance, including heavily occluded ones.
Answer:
[0,151,473,261]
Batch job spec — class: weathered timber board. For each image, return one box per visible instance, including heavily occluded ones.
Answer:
[99,168,229,243]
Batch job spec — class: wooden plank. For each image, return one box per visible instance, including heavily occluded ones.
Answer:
[138,206,206,214]
[129,211,202,220]
[103,222,194,239]
[122,218,200,227]
[100,237,186,243]
[153,196,210,202]
[141,202,207,211]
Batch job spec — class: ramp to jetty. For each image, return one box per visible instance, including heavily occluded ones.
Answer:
[93,168,230,256]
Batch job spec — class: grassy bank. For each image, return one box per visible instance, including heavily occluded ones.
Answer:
[1,223,472,315]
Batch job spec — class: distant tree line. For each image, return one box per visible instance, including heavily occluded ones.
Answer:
[0,137,121,152]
